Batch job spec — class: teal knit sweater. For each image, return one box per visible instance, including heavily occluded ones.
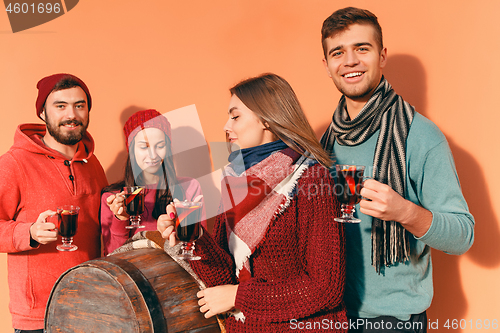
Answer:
[333,112,474,320]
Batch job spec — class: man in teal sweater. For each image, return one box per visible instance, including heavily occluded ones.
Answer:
[320,7,474,333]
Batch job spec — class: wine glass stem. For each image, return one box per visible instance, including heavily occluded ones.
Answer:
[62,237,73,245]
[342,204,355,217]
[181,241,195,253]
[126,215,144,229]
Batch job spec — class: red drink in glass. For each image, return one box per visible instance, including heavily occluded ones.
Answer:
[174,201,203,260]
[334,165,365,223]
[336,167,364,206]
[123,187,145,229]
[56,205,79,251]
[58,210,78,238]
[175,204,202,242]
[124,190,145,216]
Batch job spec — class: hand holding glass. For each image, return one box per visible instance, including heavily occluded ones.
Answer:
[56,205,79,251]
[334,165,365,223]
[174,200,203,261]
[123,187,145,229]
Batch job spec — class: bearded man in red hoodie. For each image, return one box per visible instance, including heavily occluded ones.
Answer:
[0,73,108,333]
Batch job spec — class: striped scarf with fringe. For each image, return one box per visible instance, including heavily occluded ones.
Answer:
[321,76,415,273]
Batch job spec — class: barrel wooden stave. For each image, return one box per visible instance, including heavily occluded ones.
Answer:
[46,261,150,332]
[45,248,220,333]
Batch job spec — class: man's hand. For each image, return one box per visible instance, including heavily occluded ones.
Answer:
[197,284,238,318]
[30,210,58,245]
[359,179,410,222]
[360,179,432,237]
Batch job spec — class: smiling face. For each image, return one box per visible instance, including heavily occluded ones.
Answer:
[133,127,168,178]
[323,23,387,107]
[42,87,89,146]
[223,94,275,150]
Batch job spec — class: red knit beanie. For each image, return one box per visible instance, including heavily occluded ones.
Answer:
[123,109,172,147]
[35,73,92,120]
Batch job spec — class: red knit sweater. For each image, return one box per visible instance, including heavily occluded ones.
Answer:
[0,124,108,330]
[191,164,347,332]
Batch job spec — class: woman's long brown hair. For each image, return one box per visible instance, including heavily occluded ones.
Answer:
[229,73,332,168]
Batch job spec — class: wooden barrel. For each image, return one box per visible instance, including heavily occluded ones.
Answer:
[45,248,220,333]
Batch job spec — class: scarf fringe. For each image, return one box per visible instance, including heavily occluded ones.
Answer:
[229,232,252,278]
[275,155,314,217]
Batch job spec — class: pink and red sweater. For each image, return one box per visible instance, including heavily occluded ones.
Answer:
[100,177,204,255]
[0,124,108,330]
[191,164,347,332]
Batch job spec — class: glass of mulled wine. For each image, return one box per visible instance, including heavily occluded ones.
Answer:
[174,200,203,261]
[123,187,145,229]
[334,165,365,223]
[56,205,79,251]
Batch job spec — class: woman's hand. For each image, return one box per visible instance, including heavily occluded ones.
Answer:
[158,195,204,246]
[197,285,238,318]
[106,191,129,220]
[157,202,178,247]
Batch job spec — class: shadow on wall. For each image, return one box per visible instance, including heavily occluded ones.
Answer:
[384,55,465,329]
[315,54,500,331]
[386,54,500,328]
[172,126,221,232]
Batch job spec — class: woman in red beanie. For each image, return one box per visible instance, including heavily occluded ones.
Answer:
[158,74,347,332]
[100,109,203,255]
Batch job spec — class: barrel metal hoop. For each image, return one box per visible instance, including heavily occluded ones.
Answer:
[104,256,168,332]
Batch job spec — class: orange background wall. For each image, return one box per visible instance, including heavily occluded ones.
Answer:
[1,0,499,331]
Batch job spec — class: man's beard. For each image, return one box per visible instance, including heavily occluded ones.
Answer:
[45,113,89,146]
[335,81,374,101]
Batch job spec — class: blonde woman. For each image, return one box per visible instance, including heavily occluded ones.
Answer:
[159,74,347,332]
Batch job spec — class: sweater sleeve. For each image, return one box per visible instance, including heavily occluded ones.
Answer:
[189,211,237,287]
[412,140,474,254]
[235,169,346,322]
[0,153,36,253]
[100,192,130,256]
